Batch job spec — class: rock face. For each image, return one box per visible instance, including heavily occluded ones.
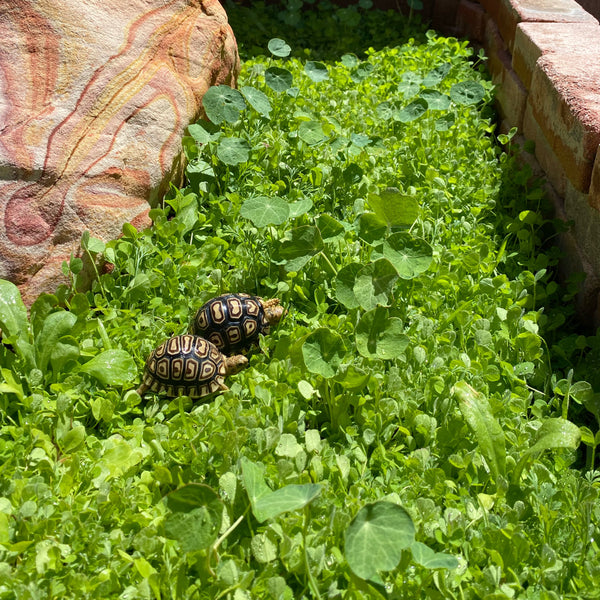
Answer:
[0,0,239,303]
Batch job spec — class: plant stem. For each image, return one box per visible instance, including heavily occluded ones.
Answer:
[303,506,322,600]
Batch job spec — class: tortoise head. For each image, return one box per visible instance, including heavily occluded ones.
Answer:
[225,354,249,375]
[262,298,286,325]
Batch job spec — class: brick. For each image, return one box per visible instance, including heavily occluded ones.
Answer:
[513,22,600,90]
[456,0,486,42]
[527,52,600,193]
[523,102,569,196]
[495,63,528,130]
[483,16,510,83]
[478,0,597,51]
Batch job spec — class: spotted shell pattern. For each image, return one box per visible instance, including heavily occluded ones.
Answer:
[138,334,227,398]
[192,293,272,354]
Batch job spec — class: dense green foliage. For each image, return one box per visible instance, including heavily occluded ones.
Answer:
[1,3,600,598]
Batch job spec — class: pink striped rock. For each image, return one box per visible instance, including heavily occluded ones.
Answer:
[0,0,238,303]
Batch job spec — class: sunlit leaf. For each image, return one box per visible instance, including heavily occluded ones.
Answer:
[302,328,345,378]
[298,121,326,145]
[356,307,409,360]
[241,86,272,117]
[268,37,291,57]
[353,259,398,310]
[241,196,289,227]
[345,501,415,583]
[367,188,420,228]
[265,67,293,92]
[394,98,428,123]
[202,85,246,124]
[305,61,329,82]
[79,350,137,386]
[383,233,433,279]
[450,80,486,105]
[217,137,251,165]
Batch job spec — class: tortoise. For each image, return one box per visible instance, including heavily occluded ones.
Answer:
[136,334,248,398]
[191,293,285,354]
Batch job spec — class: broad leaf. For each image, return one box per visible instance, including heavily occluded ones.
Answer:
[276,226,324,272]
[254,484,322,523]
[79,350,137,386]
[164,484,223,552]
[367,188,420,228]
[512,418,581,484]
[422,63,451,87]
[217,137,251,166]
[241,86,272,118]
[35,311,78,373]
[450,80,485,105]
[335,263,363,309]
[298,121,326,145]
[265,67,293,92]
[411,541,458,569]
[356,307,409,360]
[353,259,398,310]
[345,502,415,583]
[453,381,506,480]
[302,328,345,378]
[268,37,291,57]
[383,233,433,279]
[305,61,329,82]
[241,196,289,227]
[420,89,450,111]
[202,85,246,124]
[394,98,428,123]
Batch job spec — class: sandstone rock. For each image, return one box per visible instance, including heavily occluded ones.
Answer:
[0,0,239,304]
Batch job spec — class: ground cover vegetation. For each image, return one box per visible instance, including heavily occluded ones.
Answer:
[1,1,600,598]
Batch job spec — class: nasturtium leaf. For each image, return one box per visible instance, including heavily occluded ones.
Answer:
[420,89,451,111]
[187,120,220,145]
[350,63,373,82]
[512,418,581,484]
[305,61,329,82]
[335,263,363,309]
[383,233,433,279]
[277,226,323,272]
[265,67,293,92]
[435,112,455,131]
[35,311,77,373]
[298,121,326,145]
[267,37,291,58]
[350,132,371,148]
[367,188,421,228]
[450,80,486,105]
[345,501,415,583]
[217,137,251,165]
[164,484,223,552]
[254,484,323,523]
[344,163,364,184]
[394,98,428,123]
[288,197,313,218]
[240,457,271,507]
[317,214,345,240]
[423,62,451,87]
[356,307,409,359]
[411,541,459,570]
[353,259,398,310]
[240,196,289,227]
[376,101,393,121]
[453,381,506,480]
[398,72,422,98]
[357,212,387,244]
[334,365,370,390]
[202,85,246,124]
[302,328,345,378]
[341,53,359,68]
[241,86,272,117]
[79,349,137,386]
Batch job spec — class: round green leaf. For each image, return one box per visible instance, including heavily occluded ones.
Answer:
[268,37,291,58]
[356,307,409,360]
[398,72,422,98]
[376,101,393,121]
[411,541,459,570]
[202,85,246,125]
[367,187,421,228]
[265,67,293,92]
[305,61,329,82]
[422,63,451,87]
[341,53,359,68]
[217,137,251,165]
[302,328,345,378]
[298,121,326,145]
[383,233,433,279]
[345,501,415,583]
[353,259,398,310]
[450,80,486,105]
[164,484,223,552]
[241,86,272,118]
[350,63,373,83]
[288,197,313,218]
[420,89,450,111]
[277,225,324,272]
[240,196,289,227]
[394,98,428,123]
[335,263,363,309]
[435,112,455,131]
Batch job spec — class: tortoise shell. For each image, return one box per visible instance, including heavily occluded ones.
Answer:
[191,293,283,354]
[136,334,247,398]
